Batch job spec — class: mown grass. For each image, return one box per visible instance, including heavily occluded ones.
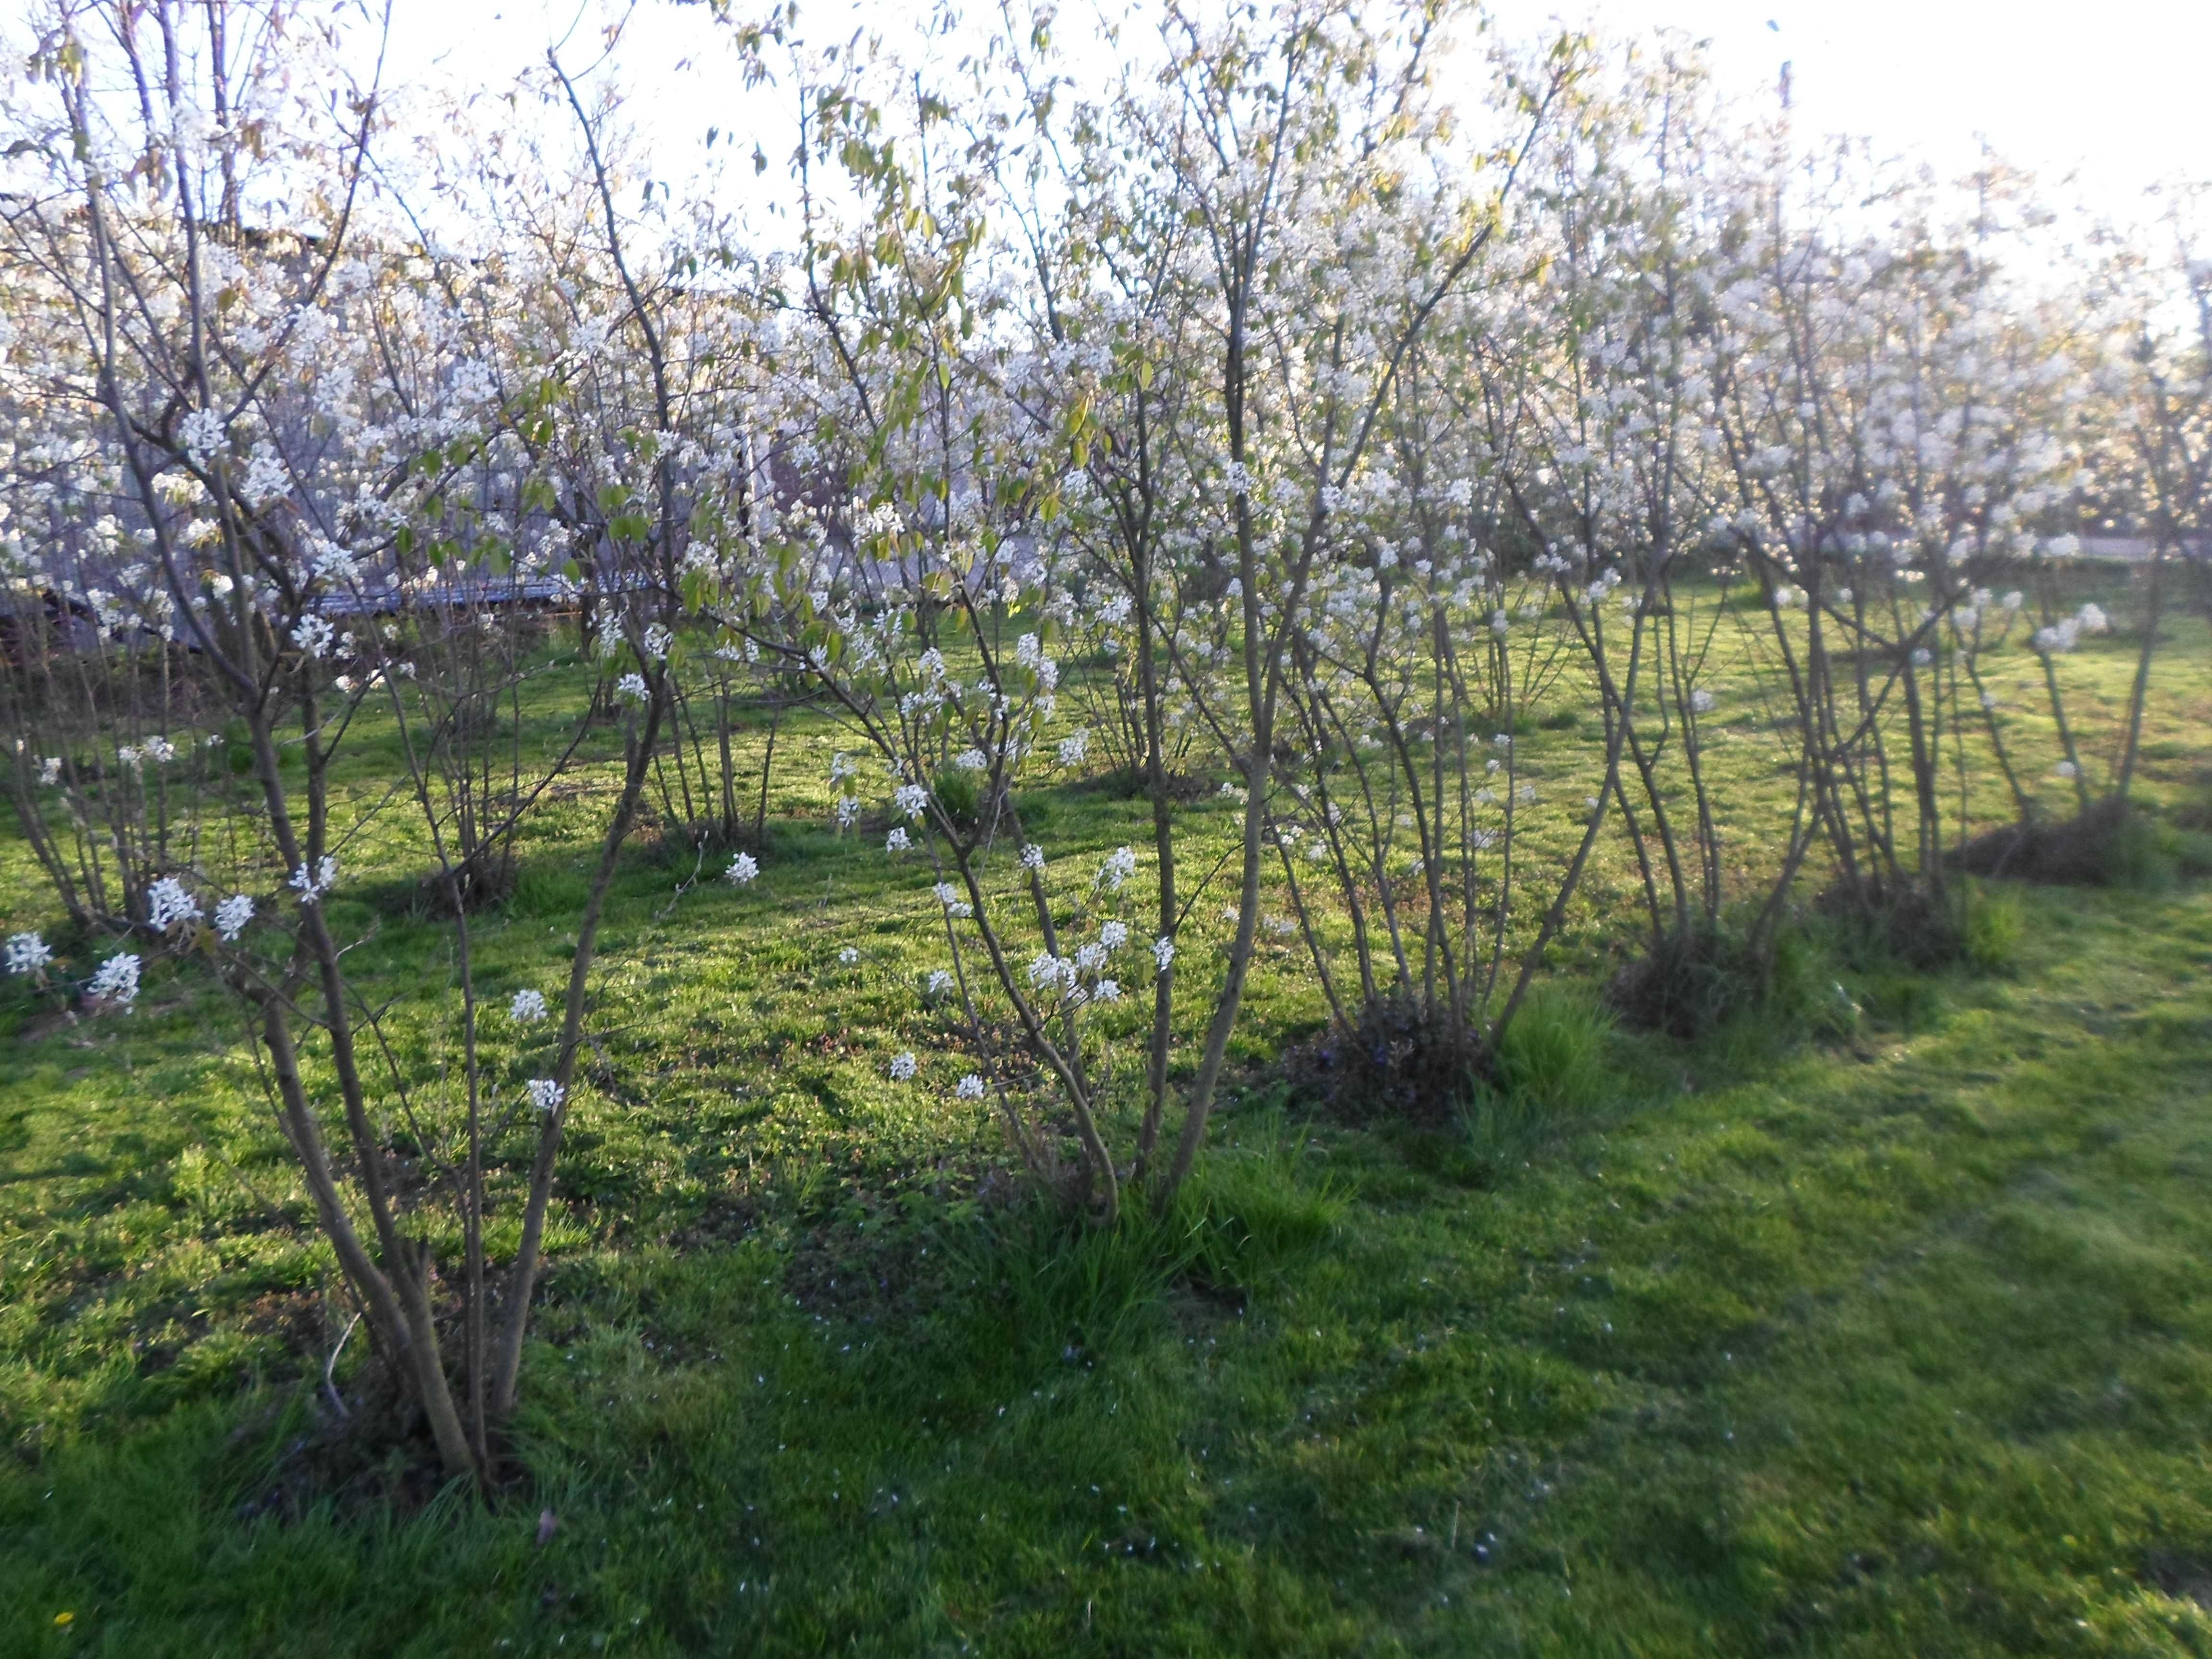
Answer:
[6,884,2212,1655]
[2,578,2211,1655]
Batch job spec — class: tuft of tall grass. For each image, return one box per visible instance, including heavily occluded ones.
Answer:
[935,1117,1343,1369]
[929,765,983,832]
[1175,1116,1343,1292]
[1962,882,2024,974]
[2106,806,2212,890]
[1610,916,1859,1046]
[1764,920,1860,1038]
[1464,986,1615,1156]
[508,860,593,919]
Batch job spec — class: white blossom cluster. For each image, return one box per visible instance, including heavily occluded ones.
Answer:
[5,933,53,976]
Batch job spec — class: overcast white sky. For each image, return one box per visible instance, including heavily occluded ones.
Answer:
[379,0,2212,235]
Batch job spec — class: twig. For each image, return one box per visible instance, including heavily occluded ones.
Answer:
[323,1312,362,1420]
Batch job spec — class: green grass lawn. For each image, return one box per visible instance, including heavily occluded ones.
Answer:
[3,881,2211,1655]
[3,591,2211,1656]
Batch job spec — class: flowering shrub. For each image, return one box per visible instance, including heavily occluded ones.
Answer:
[0,1,693,1487]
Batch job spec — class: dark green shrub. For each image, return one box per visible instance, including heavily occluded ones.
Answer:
[1287,992,1488,1126]
[1954,799,2211,890]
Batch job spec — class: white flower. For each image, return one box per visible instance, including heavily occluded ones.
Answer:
[953,747,989,772]
[289,855,338,905]
[87,953,141,1009]
[1098,846,1137,891]
[1094,978,1122,1002]
[509,988,549,1022]
[1099,921,1129,951]
[5,932,53,975]
[833,795,862,830]
[178,406,226,465]
[1074,942,1110,974]
[214,894,254,941]
[726,852,760,885]
[615,672,650,706]
[2076,602,2110,635]
[1153,936,1176,972]
[525,1078,566,1113]
[926,969,953,997]
[451,358,500,404]
[886,827,912,854]
[291,615,336,658]
[1027,951,1077,993]
[308,538,357,585]
[2055,760,2080,779]
[955,1073,986,1099]
[1056,729,1090,767]
[839,946,860,965]
[241,446,290,507]
[1019,843,1046,873]
[642,624,673,660]
[894,783,930,819]
[888,1051,918,1082]
[933,881,973,918]
[37,757,61,786]
[146,877,201,933]
[1688,689,1717,714]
